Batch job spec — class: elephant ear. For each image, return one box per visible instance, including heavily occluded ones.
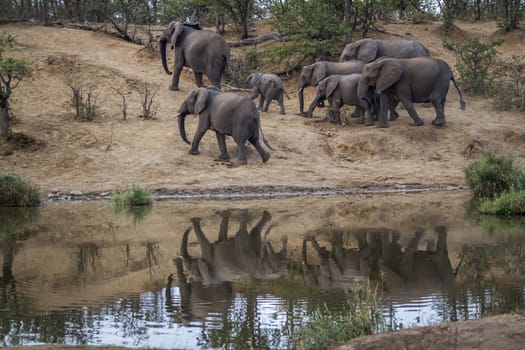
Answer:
[358,39,378,63]
[170,22,185,47]
[312,63,327,85]
[376,60,402,93]
[194,88,209,114]
[325,77,339,98]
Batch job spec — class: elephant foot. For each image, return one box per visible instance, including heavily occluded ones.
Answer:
[389,112,400,121]
[219,154,231,160]
[169,85,180,91]
[377,122,389,128]
[189,149,200,155]
[262,152,270,163]
[279,111,286,115]
[233,158,248,166]
[431,119,446,126]
[351,113,361,119]
[410,120,424,126]
[365,121,375,126]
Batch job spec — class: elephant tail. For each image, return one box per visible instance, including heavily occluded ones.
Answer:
[259,125,276,151]
[451,75,466,110]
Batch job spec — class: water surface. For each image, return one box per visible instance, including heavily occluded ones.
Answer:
[1,191,524,349]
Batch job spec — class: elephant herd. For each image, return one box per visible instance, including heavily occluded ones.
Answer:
[160,21,466,165]
[166,210,462,323]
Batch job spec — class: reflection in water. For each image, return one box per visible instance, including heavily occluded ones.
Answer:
[0,199,525,348]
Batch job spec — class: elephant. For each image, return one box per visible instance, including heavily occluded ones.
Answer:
[339,38,430,63]
[357,57,466,128]
[159,21,230,91]
[177,87,273,165]
[247,72,289,115]
[297,60,365,115]
[178,210,288,285]
[306,74,373,124]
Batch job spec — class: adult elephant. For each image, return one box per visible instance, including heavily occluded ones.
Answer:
[178,210,288,284]
[177,87,273,165]
[159,21,230,91]
[357,57,466,128]
[339,38,430,63]
[247,72,289,115]
[297,60,365,115]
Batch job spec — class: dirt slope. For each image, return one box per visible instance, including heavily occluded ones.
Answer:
[0,20,524,196]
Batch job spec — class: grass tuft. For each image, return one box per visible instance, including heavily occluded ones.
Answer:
[112,184,152,207]
[295,282,384,350]
[479,190,525,216]
[0,174,40,206]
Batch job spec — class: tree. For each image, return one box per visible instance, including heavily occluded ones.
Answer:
[0,32,31,140]
[207,0,254,39]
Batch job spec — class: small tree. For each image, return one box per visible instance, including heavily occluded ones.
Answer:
[0,32,32,140]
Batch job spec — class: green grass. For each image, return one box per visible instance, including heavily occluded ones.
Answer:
[464,150,525,200]
[112,184,152,207]
[295,282,384,350]
[479,190,525,216]
[0,174,40,206]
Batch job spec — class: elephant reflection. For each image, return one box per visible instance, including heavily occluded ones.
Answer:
[301,226,459,293]
[167,210,288,322]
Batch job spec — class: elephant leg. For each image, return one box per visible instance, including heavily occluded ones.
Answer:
[431,96,447,126]
[249,135,270,163]
[235,139,249,165]
[377,93,390,128]
[170,65,183,91]
[258,96,265,111]
[194,71,204,88]
[328,102,342,125]
[215,132,230,160]
[262,97,271,112]
[306,94,322,118]
[191,217,214,262]
[388,96,400,121]
[398,92,424,126]
[218,211,230,241]
[189,118,210,155]
[351,106,362,118]
[277,93,286,115]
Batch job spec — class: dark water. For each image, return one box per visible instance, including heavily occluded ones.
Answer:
[1,192,524,349]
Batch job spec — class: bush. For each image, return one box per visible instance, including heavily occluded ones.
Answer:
[479,190,525,216]
[491,55,525,111]
[0,174,40,206]
[112,184,152,207]
[443,37,503,95]
[223,48,259,88]
[295,282,384,349]
[464,150,525,200]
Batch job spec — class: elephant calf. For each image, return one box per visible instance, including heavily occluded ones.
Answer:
[177,87,273,165]
[306,74,371,124]
[247,72,289,115]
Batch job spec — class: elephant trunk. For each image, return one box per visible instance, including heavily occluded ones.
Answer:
[159,36,172,75]
[178,112,191,145]
[357,78,370,103]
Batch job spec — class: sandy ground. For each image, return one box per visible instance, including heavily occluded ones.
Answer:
[1,19,525,348]
[0,20,524,198]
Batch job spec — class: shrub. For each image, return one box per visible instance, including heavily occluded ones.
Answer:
[0,174,40,206]
[223,48,259,88]
[295,282,384,350]
[67,83,98,120]
[112,184,152,207]
[491,55,525,111]
[479,190,525,216]
[443,37,503,95]
[464,150,525,200]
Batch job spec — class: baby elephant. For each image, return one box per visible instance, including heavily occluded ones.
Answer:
[177,87,273,165]
[306,74,373,124]
[247,72,289,115]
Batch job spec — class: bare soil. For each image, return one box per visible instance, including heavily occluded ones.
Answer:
[1,19,525,348]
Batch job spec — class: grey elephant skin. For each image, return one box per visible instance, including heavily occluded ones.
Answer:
[179,210,288,284]
[306,74,374,124]
[248,72,289,115]
[339,38,430,63]
[177,87,272,165]
[298,60,365,115]
[159,21,230,91]
[358,57,466,128]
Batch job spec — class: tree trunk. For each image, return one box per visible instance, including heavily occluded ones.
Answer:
[1,98,12,139]
[344,0,353,44]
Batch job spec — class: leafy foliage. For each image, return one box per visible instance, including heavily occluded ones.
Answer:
[223,48,259,88]
[112,184,152,207]
[443,37,503,95]
[491,55,525,111]
[0,32,32,138]
[0,174,41,207]
[265,0,349,69]
[464,150,525,200]
[479,190,525,216]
